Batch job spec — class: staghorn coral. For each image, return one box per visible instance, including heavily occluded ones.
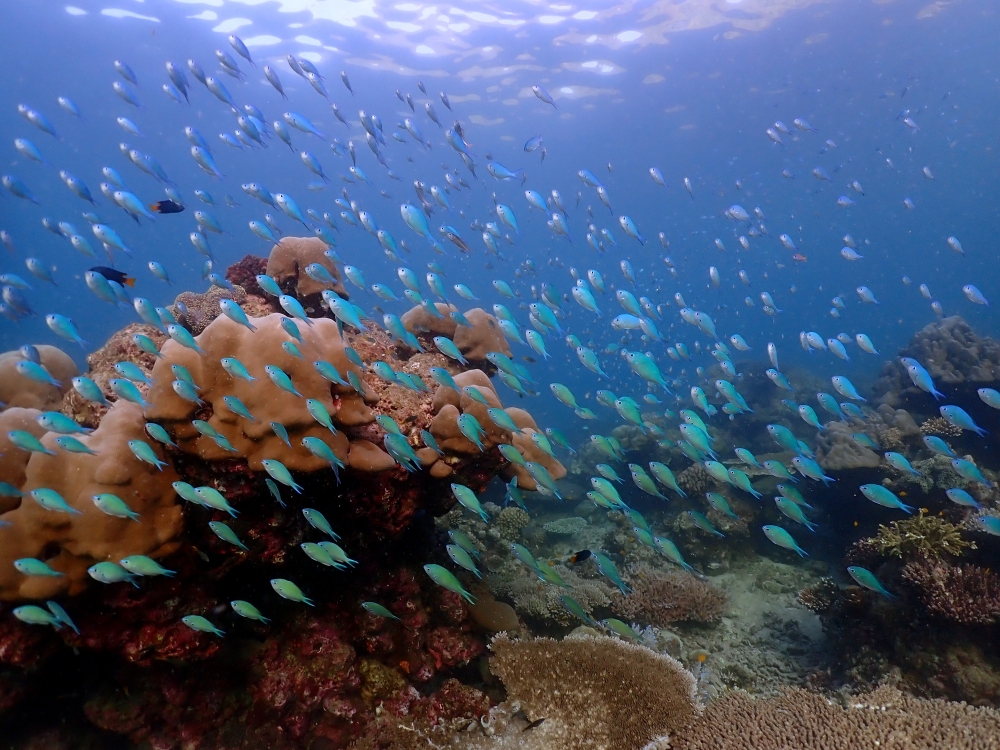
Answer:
[920,416,963,437]
[0,402,183,600]
[145,311,381,472]
[0,345,78,412]
[489,633,701,750]
[872,510,973,560]
[902,556,1000,625]
[614,564,728,626]
[669,685,1000,749]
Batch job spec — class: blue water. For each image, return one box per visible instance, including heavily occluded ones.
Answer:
[4,0,1000,741]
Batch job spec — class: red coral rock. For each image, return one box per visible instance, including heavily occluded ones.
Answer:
[225,253,269,297]
[426,678,491,725]
[426,626,483,670]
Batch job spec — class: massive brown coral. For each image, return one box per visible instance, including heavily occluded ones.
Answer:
[265,236,347,309]
[0,408,44,513]
[489,633,701,750]
[0,402,183,601]
[670,685,1000,749]
[145,311,384,473]
[0,345,78,411]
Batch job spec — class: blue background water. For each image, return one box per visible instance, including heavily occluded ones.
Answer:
[1,0,998,444]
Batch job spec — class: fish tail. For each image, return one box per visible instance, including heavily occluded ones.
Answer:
[123,277,136,287]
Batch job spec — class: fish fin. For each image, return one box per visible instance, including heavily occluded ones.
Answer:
[124,277,136,287]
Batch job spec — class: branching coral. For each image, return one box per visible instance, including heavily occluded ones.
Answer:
[489,633,701,750]
[902,556,1000,625]
[669,685,1000,749]
[614,564,728,626]
[872,510,974,560]
[920,417,963,437]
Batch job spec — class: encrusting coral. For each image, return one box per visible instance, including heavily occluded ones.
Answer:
[0,402,183,601]
[265,236,347,308]
[0,345,78,412]
[488,633,701,750]
[669,685,1000,749]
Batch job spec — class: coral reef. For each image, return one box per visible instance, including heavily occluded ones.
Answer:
[615,564,728,626]
[0,402,183,600]
[902,557,1000,625]
[871,510,973,560]
[225,253,270,298]
[669,685,1000,749]
[489,633,701,750]
[171,284,250,336]
[0,345,78,411]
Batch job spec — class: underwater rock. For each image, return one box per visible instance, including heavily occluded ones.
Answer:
[489,633,701,750]
[0,345,78,412]
[873,316,1000,406]
[0,402,183,600]
[816,420,881,471]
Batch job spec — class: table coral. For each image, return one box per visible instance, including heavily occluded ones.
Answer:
[669,685,1000,749]
[489,633,701,750]
[0,402,183,601]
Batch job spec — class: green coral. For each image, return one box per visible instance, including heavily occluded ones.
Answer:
[872,510,974,560]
